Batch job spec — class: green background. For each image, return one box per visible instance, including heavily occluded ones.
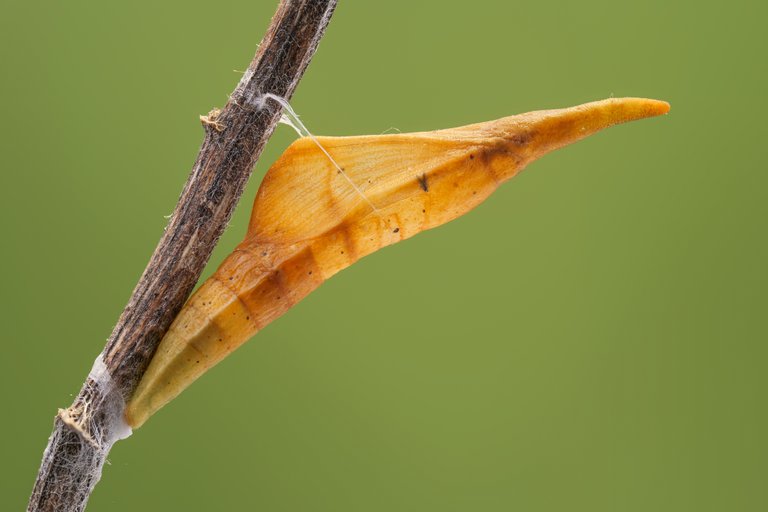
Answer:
[2,1,766,510]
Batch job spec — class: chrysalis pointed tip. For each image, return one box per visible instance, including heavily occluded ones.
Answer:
[647,98,671,116]
[498,97,671,164]
[606,97,670,121]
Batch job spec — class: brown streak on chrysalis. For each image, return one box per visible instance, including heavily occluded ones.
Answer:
[125,97,670,428]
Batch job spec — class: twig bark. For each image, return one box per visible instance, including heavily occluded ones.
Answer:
[27,2,337,511]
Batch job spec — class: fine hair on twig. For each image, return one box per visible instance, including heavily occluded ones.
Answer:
[27,2,339,511]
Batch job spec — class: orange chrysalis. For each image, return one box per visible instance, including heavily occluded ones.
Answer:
[125,97,670,428]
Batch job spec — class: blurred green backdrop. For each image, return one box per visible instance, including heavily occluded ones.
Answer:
[2,1,766,510]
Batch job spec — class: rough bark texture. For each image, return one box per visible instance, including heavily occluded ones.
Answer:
[27,2,337,511]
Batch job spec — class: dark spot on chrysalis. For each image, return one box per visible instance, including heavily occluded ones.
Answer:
[393,227,400,233]
[308,271,313,275]
[511,131,533,146]
[417,173,429,192]
[469,154,475,160]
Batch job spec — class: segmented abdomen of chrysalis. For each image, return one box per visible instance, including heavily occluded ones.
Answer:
[125,165,491,428]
